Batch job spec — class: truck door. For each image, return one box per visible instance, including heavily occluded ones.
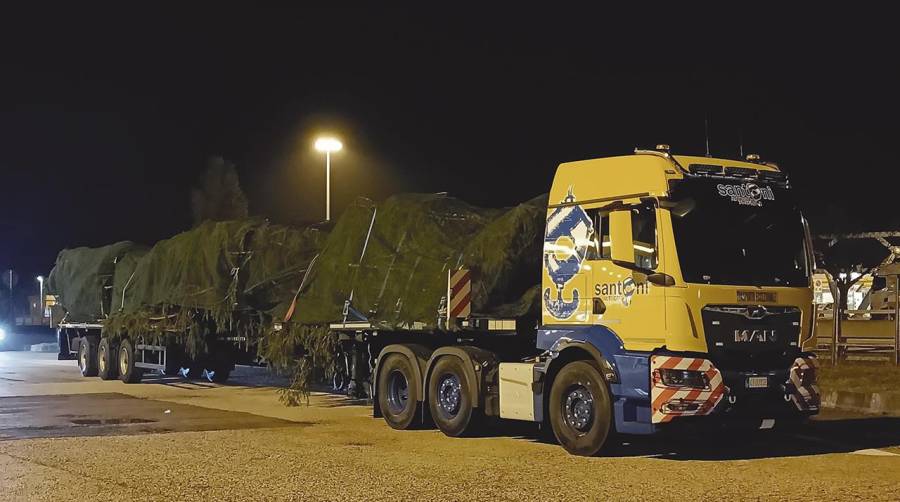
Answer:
[586,202,667,350]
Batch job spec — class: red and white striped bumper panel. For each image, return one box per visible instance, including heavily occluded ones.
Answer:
[787,356,820,412]
[650,355,726,424]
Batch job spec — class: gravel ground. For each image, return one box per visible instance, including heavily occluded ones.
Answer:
[1,352,898,501]
[2,398,899,501]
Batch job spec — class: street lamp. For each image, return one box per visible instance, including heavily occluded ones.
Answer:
[36,276,44,325]
[314,136,343,221]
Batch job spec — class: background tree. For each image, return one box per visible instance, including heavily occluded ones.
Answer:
[191,156,249,226]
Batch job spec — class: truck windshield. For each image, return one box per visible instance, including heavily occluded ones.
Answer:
[667,178,809,287]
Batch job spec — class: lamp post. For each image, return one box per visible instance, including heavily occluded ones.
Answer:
[36,276,44,325]
[314,136,343,221]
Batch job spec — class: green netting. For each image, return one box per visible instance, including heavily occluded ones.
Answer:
[104,219,325,347]
[47,241,142,322]
[116,219,257,317]
[288,193,546,328]
[109,246,150,313]
[48,193,546,401]
[243,224,324,314]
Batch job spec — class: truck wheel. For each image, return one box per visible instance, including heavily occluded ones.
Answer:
[118,339,143,384]
[77,336,99,377]
[97,338,118,380]
[377,354,420,430]
[549,360,612,456]
[428,356,480,437]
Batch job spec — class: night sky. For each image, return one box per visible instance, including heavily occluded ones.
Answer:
[2,6,898,287]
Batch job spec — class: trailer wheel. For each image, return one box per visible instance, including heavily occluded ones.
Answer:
[77,336,99,377]
[206,348,234,383]
[428,356,480,437]
[549,360,612,456]
[377,354,420,430]
[97,338,118,380]
[118,339,143,384]
[207,367,231,383]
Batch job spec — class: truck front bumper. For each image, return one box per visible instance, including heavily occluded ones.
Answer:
[650,354,820,426]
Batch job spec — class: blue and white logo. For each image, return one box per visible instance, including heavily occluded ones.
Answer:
[543,188,594,319]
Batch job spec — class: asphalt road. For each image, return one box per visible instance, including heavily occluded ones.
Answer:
[1,350,899,501]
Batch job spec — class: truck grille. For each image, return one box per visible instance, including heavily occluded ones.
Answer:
[700,305,801,371]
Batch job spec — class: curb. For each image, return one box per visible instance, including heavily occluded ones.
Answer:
[29,342,60,353]
[821,390,900,415]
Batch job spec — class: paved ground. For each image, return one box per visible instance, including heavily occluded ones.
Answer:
[1,349,899,501]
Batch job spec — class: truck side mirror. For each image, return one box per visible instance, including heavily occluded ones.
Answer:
[609,210,635,266]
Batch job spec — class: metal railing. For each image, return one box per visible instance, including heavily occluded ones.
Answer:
[814,306,900,364]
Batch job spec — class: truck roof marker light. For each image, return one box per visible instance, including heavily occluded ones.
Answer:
[655,144,670,152]
[746,153,761,162]
[687,163,723,176]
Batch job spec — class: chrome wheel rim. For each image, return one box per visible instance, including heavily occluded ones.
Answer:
[387,370,409,414]
[438,373,462,417]
[98,344,106,373]
[79,346,87,372]
[119,346,128,376]
[564,385,594,432]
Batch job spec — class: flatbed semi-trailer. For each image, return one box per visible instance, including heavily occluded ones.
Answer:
[322,147,820,456]
[57,318,250,383]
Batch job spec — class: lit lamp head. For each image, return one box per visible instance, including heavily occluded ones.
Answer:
[37,276,44,283]
[314,137,343,153]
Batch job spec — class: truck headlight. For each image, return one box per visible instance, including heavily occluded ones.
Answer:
[0,327,6,341]
[657,368,709,389]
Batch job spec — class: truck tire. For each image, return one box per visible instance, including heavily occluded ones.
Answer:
[118,339,144,384]
[428,355,480,437]
[549,360,612,456]
[377,354,420,430]
[77,336,99,377]
[97,338,118,380]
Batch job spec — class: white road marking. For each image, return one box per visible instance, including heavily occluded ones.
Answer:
[850,448,899,457]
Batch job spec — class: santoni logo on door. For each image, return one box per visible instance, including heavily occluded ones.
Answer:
[595,277,649,307]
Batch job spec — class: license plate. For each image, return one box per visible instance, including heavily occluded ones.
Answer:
[747,376,769,388]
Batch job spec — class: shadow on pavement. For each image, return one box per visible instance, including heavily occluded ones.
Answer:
[472,415,900,460]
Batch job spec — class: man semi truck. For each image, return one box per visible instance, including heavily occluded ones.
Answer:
[328,147,819,456]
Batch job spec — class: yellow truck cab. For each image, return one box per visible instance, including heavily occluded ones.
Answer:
[529,146,819,454]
